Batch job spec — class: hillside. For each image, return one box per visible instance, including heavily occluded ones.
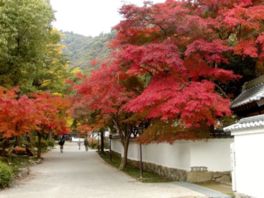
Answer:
[61,31,114,70]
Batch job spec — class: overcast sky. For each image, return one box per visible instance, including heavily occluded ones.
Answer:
[50,0,165,37]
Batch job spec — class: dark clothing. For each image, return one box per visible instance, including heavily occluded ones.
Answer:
[84,139,88,151]
[58,139,65,146]
[59,135,66,153]
[58,136,65,146]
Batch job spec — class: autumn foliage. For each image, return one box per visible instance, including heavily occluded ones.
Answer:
[0,87,70,138]
[112,0,242,127]
[72,0,264,143]
[0,87,37,138]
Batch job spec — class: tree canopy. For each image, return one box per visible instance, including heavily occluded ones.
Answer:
[0,87,70,139]
[0,0,71,158]
[0,0,69,93]
[72,0,264,145]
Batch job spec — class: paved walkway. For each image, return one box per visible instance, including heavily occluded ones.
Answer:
[0,142,207,198]
[175,183,231,198]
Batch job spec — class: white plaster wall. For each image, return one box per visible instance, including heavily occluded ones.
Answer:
[111,139,141,160]
[111,138,232,172]
[127,142,140,161]
[190,139,233,171]
[111,139,123,155]
[234,131,264,198]
[142,142,191,170]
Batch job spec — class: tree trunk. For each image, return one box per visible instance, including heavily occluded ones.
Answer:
[100,130,104,153]
[0,138,9,156]
[15,136,19,147]
[37,132,42,159]
[48,131,52,141]
[119,137,129,170]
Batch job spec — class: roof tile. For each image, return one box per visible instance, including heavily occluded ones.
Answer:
[224,114,264,131]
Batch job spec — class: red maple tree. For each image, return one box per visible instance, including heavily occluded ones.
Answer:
[72,65,141,169]
[72,0,264,166]
[33,92,70,158]
[0,86,70,157]
[0,87,38,138]
[112,1,241,128]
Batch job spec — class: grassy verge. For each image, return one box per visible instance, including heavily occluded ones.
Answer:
[99,152,234,195]
[99,151,172,183]
[0,155,41,189]
[5,156,39,174]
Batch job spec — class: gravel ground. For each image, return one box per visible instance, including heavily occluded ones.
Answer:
[0,142,206,198]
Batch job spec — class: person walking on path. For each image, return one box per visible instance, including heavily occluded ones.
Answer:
[58,135,66,153]
[84,137,88,151]
[78,138,81,150]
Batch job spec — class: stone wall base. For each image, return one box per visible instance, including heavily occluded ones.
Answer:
[187,171,231,184]
[111,151,231,184]
[136,160,187,181]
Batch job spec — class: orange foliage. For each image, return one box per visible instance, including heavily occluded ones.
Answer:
[33,92,70,135]
[0,87,70,138]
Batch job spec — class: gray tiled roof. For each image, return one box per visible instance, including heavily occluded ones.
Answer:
[224,114,264,131]
[231,83,264,108]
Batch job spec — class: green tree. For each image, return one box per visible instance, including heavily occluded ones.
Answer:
[0,0,68,93]
[31,29,70,93]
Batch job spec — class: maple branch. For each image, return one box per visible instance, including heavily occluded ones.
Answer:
[215,84,228,98]
[112,115,126,140]
[142,15,168,37]
[155,22,168,37]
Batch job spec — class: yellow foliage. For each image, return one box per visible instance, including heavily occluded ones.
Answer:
[70,67,82,74]
[66,117,73,128]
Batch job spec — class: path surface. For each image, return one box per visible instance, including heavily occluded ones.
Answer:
[0,142,206,198]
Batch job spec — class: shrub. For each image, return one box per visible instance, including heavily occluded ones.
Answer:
[0,161,13,188]
[46,139,55,148]
[34,139,48,149]
[88,138,99,149]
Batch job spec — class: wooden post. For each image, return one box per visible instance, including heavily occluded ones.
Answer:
[97,132,100,152]
[37,132,42,159]
[109,135,112,161]
[100,130,104,153]
[139,143,143,179]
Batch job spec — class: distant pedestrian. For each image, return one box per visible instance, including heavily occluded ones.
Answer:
[58,135,66,153]
[78,138,81,150]
[84,138,88,151]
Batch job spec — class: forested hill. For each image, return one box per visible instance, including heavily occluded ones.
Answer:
[61,31,114,70]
